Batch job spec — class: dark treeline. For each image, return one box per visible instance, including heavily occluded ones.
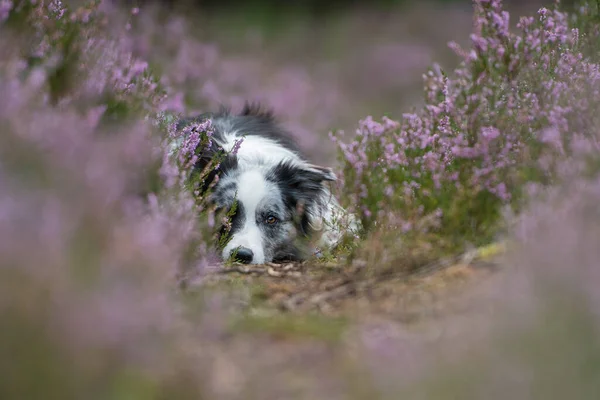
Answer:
[119,0,471,16]
[117,0,571,18]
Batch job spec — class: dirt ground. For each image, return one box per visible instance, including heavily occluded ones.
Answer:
[189,242,506,325]
[179,243,511,399]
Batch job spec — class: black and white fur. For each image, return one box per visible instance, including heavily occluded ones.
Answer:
[176,103,357,264]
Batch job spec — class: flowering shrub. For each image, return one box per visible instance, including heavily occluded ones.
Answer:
[2,1,165,122]
[0,2,215,397]
[332,0,600,253]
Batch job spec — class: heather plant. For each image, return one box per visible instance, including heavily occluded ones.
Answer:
[0,103,202,399]
[0,3,216,397]
[387,170,600,400]
[2,0,228,266]
[1,0,165,123]
[332,0,600,256]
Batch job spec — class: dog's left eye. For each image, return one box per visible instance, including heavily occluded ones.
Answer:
[265,215,278,225]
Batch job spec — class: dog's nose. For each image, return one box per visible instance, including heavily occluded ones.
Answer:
[232,247,254,264]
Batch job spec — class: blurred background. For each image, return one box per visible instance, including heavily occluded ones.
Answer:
[111,0,548,164]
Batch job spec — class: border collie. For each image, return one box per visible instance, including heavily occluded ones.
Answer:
[175,103,357,265]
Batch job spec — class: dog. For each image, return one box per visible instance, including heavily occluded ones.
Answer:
[174,103,357,264]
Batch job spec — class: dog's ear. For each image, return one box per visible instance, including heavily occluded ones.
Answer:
[304,164,337,182]
[268,161,336,197]
[268,161,337,235]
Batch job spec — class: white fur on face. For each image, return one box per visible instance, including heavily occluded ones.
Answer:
[221,169,269,264]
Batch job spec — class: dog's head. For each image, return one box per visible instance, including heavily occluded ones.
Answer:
[213,160,336,264]
[179,103,338,264]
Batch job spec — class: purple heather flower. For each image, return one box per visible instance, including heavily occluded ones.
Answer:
[329,0,600,240]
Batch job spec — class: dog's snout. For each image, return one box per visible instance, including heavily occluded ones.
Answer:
[232,247,254,264]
